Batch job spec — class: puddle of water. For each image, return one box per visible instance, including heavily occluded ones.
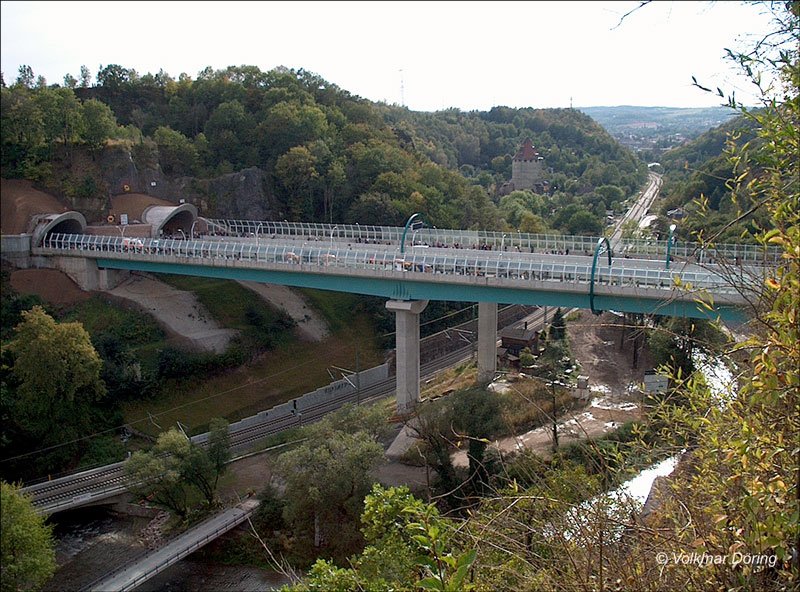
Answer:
[590,397,638,412]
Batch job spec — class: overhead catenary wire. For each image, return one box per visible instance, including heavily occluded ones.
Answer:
[1,303,500,465]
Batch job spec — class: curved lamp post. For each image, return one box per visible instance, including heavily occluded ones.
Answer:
[589,236,613,315]
[666,224,677,270]
[400,213,422,255]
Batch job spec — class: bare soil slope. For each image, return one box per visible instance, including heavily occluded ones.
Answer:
[1,178,68,234]
[8,268,91,306]
[568,310,652,395]
[2,180,329,346]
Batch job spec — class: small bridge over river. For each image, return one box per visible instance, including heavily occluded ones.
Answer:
[83,499,260,592]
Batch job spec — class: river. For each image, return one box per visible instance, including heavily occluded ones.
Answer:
[44,352,734,591]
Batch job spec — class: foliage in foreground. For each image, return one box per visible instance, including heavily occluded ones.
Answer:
[280,3,800,590]
[0,481,56,592]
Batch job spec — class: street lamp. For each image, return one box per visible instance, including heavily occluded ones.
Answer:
[256,223,263,247]
[400,213,422,255]
[330,225,338,249]
[666,224,677,270]
[190,221,197,240]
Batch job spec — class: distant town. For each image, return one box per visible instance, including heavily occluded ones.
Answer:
[579,105,739,154]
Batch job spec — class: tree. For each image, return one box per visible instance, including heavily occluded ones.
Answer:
[207,417,231,491]
[259,101,329,163]
[80,98,117,155]
[35,87,83,150]
[519,346,536,369]
[79,65,91,88]
[4,306,105,473]
[63,73,77,89]
[15,65,34,88]
[566,209,603,235]
[125,431,190,518]
[275,145,318,220]
[125,421,231,515]
[96,63,131,89]
[153,125,198,175]
[1,481,56,592]
[549,307,566,340]
[0,86,46,176]
[345,191,405,226]
[203,99,255,170]
[450,387,504,494]
[274,406,384,559]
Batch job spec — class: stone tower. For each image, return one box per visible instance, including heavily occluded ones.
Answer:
[511,138,544,191]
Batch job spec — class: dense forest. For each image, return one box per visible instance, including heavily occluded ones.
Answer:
[1,63,646,236]
[655,113,771,242]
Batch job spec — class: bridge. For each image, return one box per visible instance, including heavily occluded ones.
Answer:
[3,186,778,588]
[8,214,773,416]
[82,499,260,592]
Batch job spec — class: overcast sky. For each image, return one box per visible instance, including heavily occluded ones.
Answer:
[1,1,778,111]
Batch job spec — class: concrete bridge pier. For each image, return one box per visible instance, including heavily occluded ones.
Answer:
[386,299,429,415]
[477,301,498,383]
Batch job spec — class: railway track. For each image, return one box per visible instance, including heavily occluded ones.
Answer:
[23,306,546,514]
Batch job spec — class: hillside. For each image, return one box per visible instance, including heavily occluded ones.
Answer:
[0,178,68,233]
[655,113,766,242]
[2,65,647,237]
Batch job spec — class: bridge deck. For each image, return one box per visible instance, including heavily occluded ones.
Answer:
[86,499,259,592]
[36,233,765,321]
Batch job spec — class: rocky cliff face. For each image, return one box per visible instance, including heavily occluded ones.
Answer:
[102,145,278,220]
[55,143,279,222]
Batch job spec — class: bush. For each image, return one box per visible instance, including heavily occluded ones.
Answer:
[157,346,200,379]
[78,434,127,468]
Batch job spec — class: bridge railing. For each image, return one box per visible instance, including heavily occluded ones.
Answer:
[83,501,258,592]
[203,219,608,253]
[203,218,782,264]
[41,233,763,297]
